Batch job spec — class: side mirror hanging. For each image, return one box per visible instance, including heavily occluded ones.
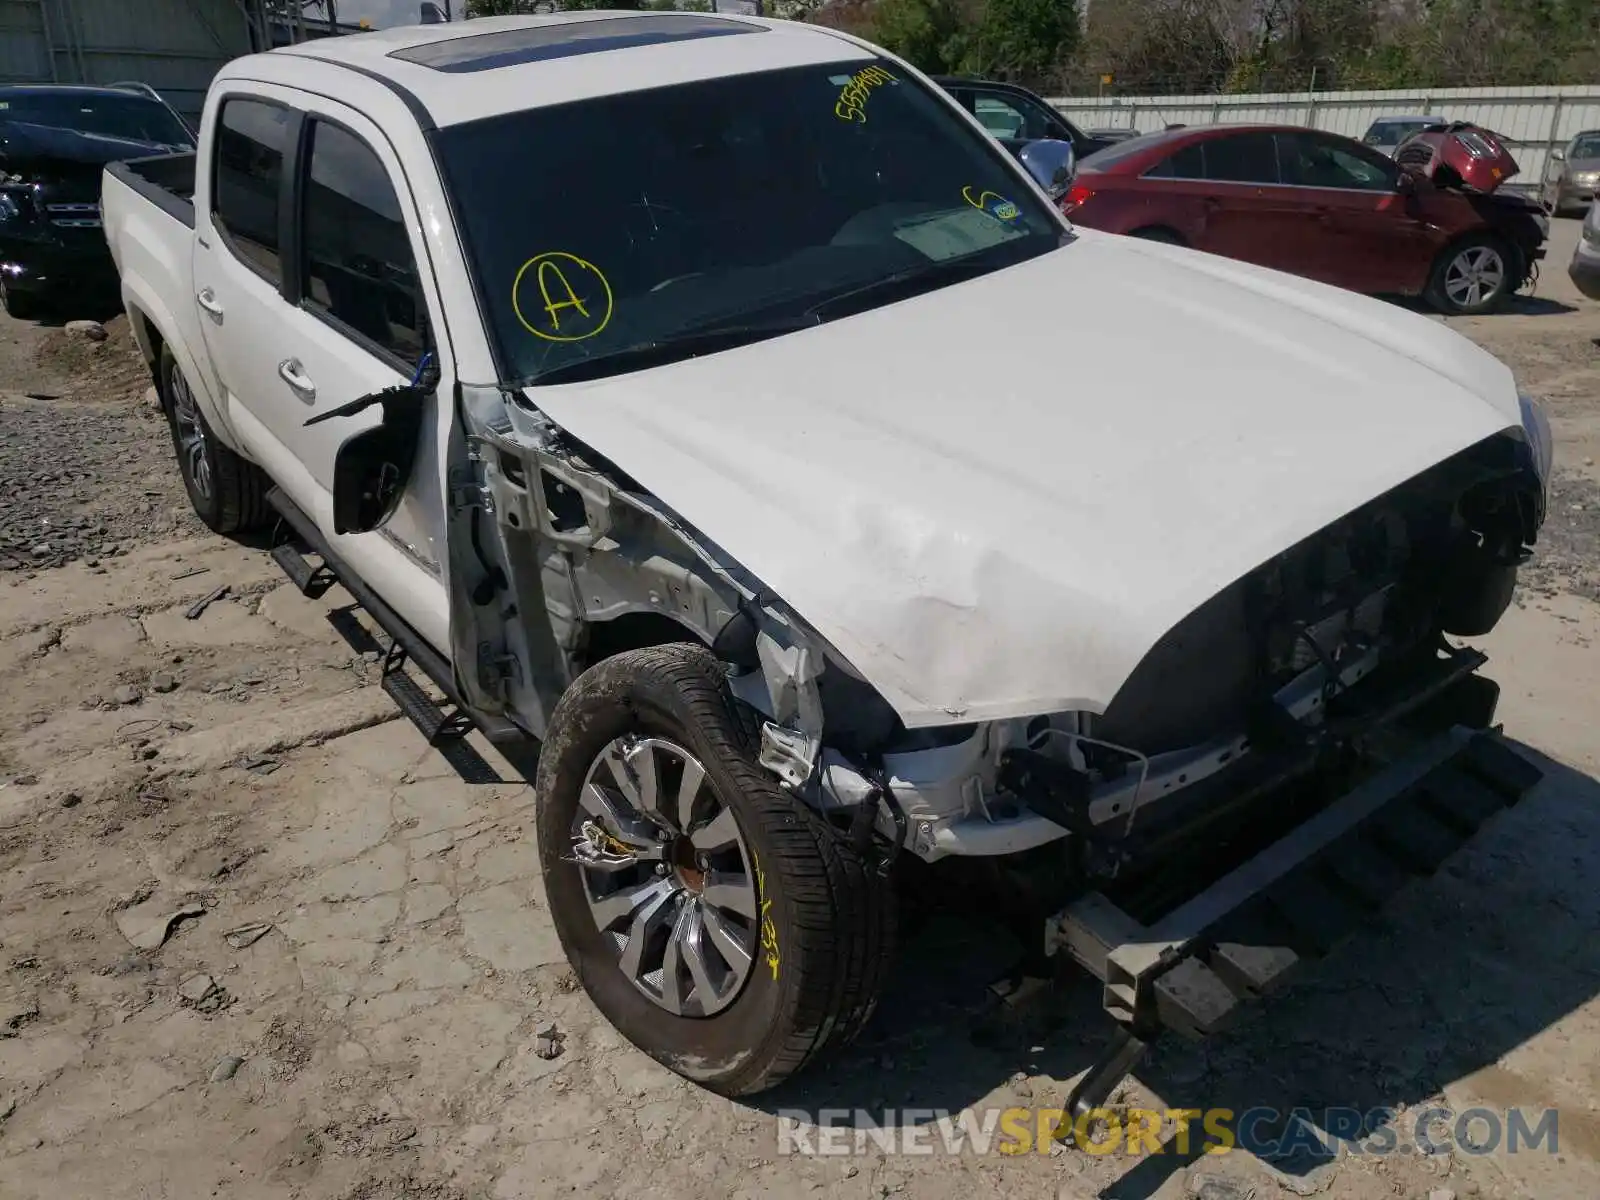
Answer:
[1019,137,1077,201]
[304,354,436,535]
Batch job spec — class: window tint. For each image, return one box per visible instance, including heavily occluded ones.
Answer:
[212,99,293,283]
[437,60,1061,384]
[1146,141,1205,178]
[300,121,426,367]
[0,93,192,146]
[1203,133,1279,183]
[969,88,1069,143]
[1278,133,1395,191]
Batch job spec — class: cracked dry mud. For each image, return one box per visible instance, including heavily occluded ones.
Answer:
[5,220,1600,1200]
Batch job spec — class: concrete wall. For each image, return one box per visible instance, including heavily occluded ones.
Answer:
[0,0,253,120]
[1049,85,1600,191]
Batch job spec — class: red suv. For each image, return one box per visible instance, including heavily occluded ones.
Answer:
[1066,124,1548,314]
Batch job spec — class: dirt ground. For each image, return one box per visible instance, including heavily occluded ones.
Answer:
[3,219,1600,1200]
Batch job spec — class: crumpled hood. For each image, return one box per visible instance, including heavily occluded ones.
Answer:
[527,229,1523,728]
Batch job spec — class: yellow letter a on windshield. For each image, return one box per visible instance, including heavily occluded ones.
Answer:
[538,259,590,331]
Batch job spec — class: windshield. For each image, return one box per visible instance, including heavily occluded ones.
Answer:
[0,92,191,147]
[434,60,1064,385]
[1570,134,1600,160]
[1362,120,1429,147]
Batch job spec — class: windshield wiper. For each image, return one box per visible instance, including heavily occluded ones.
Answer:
[800,256,1001,322]
[527,315,821,387]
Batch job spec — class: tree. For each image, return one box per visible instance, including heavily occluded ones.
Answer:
[965,0,1081,85]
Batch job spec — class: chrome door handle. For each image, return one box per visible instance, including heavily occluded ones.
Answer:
[196,288,224,319]
[277,358,316,401]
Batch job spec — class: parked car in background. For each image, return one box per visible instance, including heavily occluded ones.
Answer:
[1541,129,1600,217]
[1362,114,1446,157]
[1069,124,1547,314]
[0,83,194,318]
[931,76,1121,160]
[1571,200,1600,300]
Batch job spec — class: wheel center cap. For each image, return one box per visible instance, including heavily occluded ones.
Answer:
[668,836,706,893]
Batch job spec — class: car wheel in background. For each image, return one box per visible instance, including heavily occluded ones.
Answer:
[1425,235,1516,315]
[157,345,270,534]
[0,278,41,321]
[535,642,895,1096]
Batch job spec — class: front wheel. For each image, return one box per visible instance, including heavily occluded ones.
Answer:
[158,345,270,534]
[1425,235,1517,315]
[536,642,895,1096]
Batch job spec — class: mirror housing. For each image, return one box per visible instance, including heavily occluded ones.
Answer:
[304,383,428,535]
[1396,169,1416,193]
[1552,148,1566,162]
[1019,137,1077,200]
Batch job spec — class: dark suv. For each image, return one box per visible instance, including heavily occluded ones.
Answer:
[931,76,1118,161]
[1,84,193,318]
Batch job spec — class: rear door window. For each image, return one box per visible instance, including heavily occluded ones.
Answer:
[297,119,427,368]
[1202,134,1280,184]
[211,97,294,285]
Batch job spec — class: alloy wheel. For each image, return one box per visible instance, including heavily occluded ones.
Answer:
[1444,245,1506,310]
[571,734,759,1017]
[168,365,213,501]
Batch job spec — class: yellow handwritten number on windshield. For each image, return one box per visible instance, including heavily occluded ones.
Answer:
[512,252,614,343]
[835,65,896,124]
[961,186,1020,221]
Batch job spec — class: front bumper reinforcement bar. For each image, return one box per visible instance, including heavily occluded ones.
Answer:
[1044,725,1543,1135]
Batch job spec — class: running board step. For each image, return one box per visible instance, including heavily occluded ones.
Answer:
[381,663,474,745]
[263,486,525,748]
[270,542,337,599]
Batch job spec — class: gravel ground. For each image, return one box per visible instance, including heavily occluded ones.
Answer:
[0,318,200,572]
[2,220,1600,1200]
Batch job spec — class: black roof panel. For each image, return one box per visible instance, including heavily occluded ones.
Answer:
[388,15,763,74]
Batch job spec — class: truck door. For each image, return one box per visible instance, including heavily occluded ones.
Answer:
[201,87,451,649]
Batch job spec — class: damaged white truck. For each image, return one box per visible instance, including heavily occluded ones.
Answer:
[103,12,1553,1114]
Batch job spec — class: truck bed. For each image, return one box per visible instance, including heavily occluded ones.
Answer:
[104,152,196,229]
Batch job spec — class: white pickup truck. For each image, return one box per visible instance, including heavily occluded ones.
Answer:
[104,11,1554,1115]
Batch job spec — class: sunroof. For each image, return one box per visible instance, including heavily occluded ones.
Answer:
[389,15,764,73]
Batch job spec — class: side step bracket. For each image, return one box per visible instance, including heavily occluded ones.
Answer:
[265,487,523,748]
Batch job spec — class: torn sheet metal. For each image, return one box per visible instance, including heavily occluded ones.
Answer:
[526,237,1522,728]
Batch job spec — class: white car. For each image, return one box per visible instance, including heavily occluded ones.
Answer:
[103,11,1553,1112]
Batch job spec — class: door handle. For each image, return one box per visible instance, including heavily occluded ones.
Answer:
[277,358,316,402]
[196,288,224,320]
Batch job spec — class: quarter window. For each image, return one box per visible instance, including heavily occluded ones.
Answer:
[212,98,293,284]
[299,121,426,368]
[1146,142,1205,178]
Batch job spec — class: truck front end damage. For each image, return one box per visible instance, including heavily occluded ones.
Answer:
[443,376,1547,1102]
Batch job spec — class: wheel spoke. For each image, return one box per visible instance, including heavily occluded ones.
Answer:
[617,881,679,984]
[689,806,740,852]
[659,904,691,1013]
[702,869,758,920]
[674,755,706,830]
[591,875,675,931]
[699,901,753,976]
[600,742,645,811]
[579,783,659,849]
[678,903,720,1007]
[624,739,666,826]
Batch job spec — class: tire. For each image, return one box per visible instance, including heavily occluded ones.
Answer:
[0,279,41,321]
[536,642,895,1096]
[157,345,270,534]
[1425,234,1517,315]
[1127,227,1185,245]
